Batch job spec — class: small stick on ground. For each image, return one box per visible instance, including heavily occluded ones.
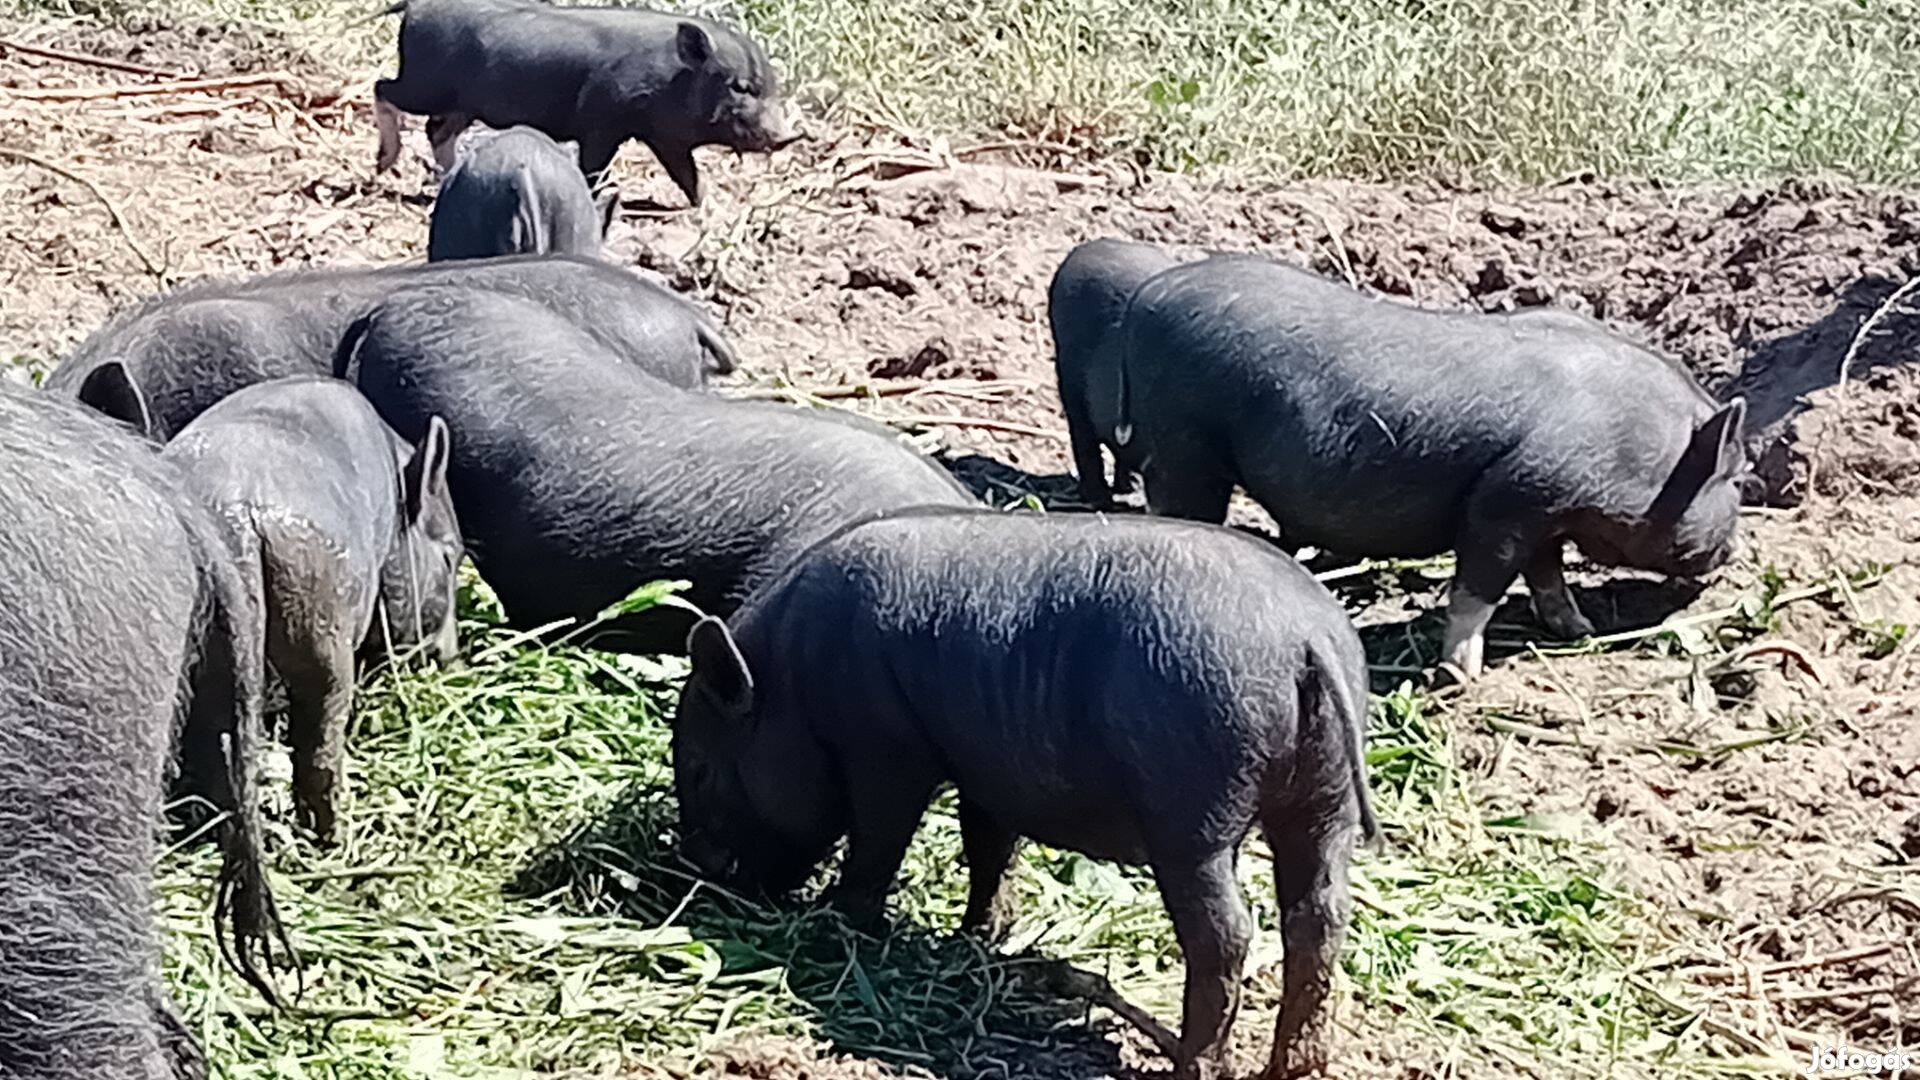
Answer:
[1772,976,1915,1005]
[731,379,1032,404]
[1027,960,1183,1061]
[1836,275,1920,397]
[0,37,188,79]
[730,378,944,401]
[6,72,298,101]
[888,413,1070,442]
[1692,941,1896,981]
[1815,887,1920,921]
[0,146,161,278]
[1575,580,1842,649]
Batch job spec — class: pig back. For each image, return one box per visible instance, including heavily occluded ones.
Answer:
[1123,257,1713,554]
[726,509,1360,857]
[164,376,404,586]
[346,286,968,621]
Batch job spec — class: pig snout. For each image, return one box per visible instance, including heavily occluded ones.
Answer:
[1662,539,1735,580]
[735,102,802,152]
[430,615,460,666]
[763,110,803,149]
[679,828,738,882]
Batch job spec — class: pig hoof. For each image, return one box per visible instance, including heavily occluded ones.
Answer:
[825,888,888,928]
[1542,608,1597,641]
[1172,1058,1228,1080]
[959,911,1011,943]
[295,793,338,845]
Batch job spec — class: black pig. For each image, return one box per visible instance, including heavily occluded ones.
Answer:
[430,126,604,262]
[164,376,462,841]
[0,380,287,1078]
[1117,256,1748,678]
[374,0,799,205]
[342,285,974,653]
[674,508,1376,1080]
[1049,238,1182,508]
[46,254,735,438]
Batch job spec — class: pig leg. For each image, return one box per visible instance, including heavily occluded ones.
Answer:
[828,768,939,923]
[152,984,205,1080]
[1260,813,1359,1080]
[1439,585,1496,679]
[649,140,704,207]
[1442,496,1543,679]
[1523,542,1596,640]
[1062,394,1114,509]
[174,624,245,834]
[1109,452,1140,498]
[1154,847,1251,1079]
[1142,452,1234,524]
[426,113,474,173]
[278,628,356,844]
[958,798,1021,939]
[576,135,620,190]
[373,89,406,174]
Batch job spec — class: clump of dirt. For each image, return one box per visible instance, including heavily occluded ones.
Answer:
[34,14,320,77]
[686,157,1920,507]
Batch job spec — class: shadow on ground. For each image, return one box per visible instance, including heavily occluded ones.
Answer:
[512,786,1132,1080]
[1352,573,1708,689]
[940,452,1091,511]
[1723,271,1920,505]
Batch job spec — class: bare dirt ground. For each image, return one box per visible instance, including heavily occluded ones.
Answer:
[2,12,1915,1079]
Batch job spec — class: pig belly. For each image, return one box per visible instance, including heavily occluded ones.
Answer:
[951,770,1151,865]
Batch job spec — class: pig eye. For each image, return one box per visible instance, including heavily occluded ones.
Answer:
[729,78,754,95]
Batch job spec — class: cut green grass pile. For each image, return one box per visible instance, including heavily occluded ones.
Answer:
[156,578,1759,1078]
[16,0,1918,183]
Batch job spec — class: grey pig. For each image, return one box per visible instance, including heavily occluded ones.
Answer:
[374,0,799,205]
[163,375,462,841]
[0,377,288,1077]
[430,126,604,262]
[46,254,736,439]
[342,285,974,653]
[1116,255,1747,678]
[674,507,1376,1080]
[1048,237,1181,508]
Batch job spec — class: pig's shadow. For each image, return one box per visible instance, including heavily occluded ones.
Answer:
[512,785,1132,1080]
[1720,270,1920,504]
[940,452,1092,511]
[1348,570,1709,685]
[938,453,1288,546]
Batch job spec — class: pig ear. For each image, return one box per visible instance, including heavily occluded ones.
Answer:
[1655,397,1748,522]
[596,187,618,237]
[676,21,713,67]
[687,615,754,718]
[1706,397,1747,479]
[77,361,153,438]
[403,415,453,523]
[1677,398,1747,487]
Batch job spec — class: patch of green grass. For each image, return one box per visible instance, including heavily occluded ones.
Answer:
[12,0,1915,183]
[157,580,1753,1077]
[774,0,1919,183]
[741,0,1920,183]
